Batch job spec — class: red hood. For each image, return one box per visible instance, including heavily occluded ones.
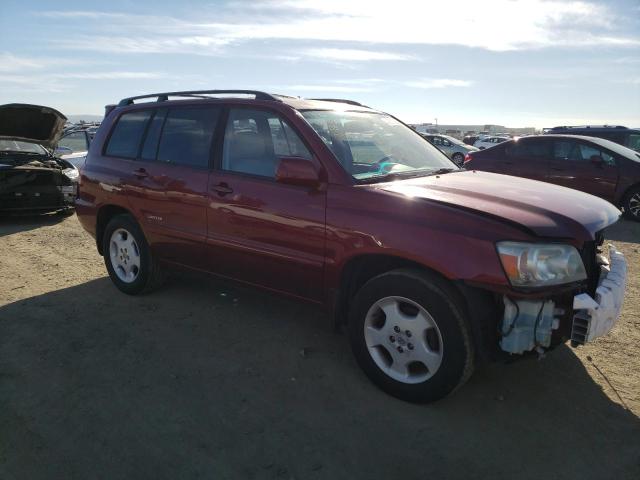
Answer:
[376,170,620,241]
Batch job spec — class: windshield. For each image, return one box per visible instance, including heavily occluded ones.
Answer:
[0,140,47,155]
[301,110,456,181]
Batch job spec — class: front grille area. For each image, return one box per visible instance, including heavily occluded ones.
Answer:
[580,229,605,295]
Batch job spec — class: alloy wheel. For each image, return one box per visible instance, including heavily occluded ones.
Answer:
[363,296,443,384]
[109,228,141,283]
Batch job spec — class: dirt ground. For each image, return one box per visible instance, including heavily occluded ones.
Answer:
[0,214,638,480]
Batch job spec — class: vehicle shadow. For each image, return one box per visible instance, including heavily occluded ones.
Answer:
[0,211,71,237]
[606,218,640,244]
[1,275,638,480]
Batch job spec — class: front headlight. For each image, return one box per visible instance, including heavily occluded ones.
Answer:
[497,242,587,287]
[63,167,79,181]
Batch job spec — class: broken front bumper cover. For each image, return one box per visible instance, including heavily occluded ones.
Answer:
[572,245,627,345]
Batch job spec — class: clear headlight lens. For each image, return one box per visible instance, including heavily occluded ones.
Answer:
[497,242,587,287]
[63,167,79,180]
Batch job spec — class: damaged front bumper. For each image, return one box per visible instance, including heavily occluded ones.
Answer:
[571,245,627,345]
[499,244,627,355]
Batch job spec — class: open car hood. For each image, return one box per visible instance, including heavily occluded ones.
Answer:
[0,103,67,149]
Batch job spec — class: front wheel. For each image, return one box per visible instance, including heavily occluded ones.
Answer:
[622,186,640,221]
[348,269,474,403]
[102,214,166,294]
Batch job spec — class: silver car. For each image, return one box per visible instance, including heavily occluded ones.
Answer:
[422,134,479,166]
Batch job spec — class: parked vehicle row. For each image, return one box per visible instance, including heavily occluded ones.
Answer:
[420,134,478,166]
[464,134,640,221]
[544,125,640,152]
[74,90,626,403]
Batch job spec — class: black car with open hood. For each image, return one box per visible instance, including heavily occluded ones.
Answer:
[0,103,79,213]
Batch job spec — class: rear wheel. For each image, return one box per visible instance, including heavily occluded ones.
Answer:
[348,269,474,403]
[622,186,640,221]
[452,153,464,167]
[102,214,166,294]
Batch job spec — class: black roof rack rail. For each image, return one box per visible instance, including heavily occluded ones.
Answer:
[118,90,281,106]
[310,98,368,107]
[549,125,628,130]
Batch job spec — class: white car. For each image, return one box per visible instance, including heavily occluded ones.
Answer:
[474,136,510,150]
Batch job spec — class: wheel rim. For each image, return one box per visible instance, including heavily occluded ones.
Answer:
[364,296,444,384]
[453,154,463,166]
[109,228,141,283]
[629,193,640,217]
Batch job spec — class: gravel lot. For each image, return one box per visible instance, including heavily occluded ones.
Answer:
[1,214,639,480]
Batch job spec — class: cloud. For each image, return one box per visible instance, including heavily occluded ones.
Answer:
[404,79,473,89]
[281,84,376,93]
[35,0,640,57]
[302,48,414,62]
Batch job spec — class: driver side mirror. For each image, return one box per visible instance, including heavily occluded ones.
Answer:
[275,156,321,188]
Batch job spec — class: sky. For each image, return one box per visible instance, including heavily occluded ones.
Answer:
[0,0,639,127]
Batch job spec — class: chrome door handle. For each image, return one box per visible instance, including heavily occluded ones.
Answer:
[211,183,233,196]
[133,168,148,179]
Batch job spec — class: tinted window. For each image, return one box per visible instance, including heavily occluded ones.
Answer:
[577,144,616,166]
[505,139,550,158]
[223,109,311,178]
[59,131,87,152]
[554,140,616,165]
[627,134,640,152]
[431,136,443,146]
[157,107,219,167]
[106,110,153,158]
[140,109,167,161]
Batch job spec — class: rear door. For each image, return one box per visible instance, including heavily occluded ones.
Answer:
[501,137,551,182]
[108,106,219,266]
[547,139,619,201]
[205,106,327,301]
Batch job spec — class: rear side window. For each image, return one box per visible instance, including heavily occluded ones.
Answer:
[140,109,167,161]
[105,110,153,158]
[505,139,550,158]
[157,107,220,167]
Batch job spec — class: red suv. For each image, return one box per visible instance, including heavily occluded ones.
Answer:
[77,90,627,403]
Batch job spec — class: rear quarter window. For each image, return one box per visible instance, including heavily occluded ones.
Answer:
[105,110,153,158]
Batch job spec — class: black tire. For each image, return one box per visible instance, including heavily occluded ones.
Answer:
[452,153,464,167]
[622,185,640,221]
[348,269,474,403]
[102,213,166,295]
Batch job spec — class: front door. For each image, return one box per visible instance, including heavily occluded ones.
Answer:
[206,107,327,301]
[547,139,619,202]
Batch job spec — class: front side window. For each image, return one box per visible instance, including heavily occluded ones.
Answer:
[59,131,88,152]
[106,110,153,158]
[431,136,443,146]
[157,107,220,167]
[554,141,616,165]
[222,109,311,178]
[301,110,453,181]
